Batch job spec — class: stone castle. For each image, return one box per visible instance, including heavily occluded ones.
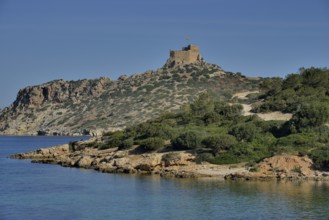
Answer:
[164,44,203,68]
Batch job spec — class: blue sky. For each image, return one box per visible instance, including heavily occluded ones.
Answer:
[0,0,328,108]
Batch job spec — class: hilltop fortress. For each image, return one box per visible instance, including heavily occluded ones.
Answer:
[164,44,203,68]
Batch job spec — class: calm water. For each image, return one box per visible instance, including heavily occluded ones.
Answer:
[1,136,329,220]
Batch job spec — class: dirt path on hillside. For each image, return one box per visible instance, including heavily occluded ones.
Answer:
[233,91,292,121]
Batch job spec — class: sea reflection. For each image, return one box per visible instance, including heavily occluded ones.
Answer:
[153,177,329,219]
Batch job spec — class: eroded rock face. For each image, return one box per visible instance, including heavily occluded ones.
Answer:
[258,155,314,176]
[0,77,117,135]
[225,155,329,181]
[13,78,112,110]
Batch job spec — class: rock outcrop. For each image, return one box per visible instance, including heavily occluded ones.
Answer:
[12,77,111,110]
[10,142,249,178]
[11,144,188,177]
[225,155,329,181]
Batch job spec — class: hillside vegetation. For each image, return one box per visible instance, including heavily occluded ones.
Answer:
[72,68,329,170]
[252,67,329,114]
[0,63,258,135]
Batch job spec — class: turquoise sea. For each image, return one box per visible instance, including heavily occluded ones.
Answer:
[1,136,329,220]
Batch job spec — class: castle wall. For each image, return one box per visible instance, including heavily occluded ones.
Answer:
[169,44,201,66]
[164,44,202,68]
[170,50,200,64]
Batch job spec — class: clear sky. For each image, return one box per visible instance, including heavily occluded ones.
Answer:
[0,0,328,108]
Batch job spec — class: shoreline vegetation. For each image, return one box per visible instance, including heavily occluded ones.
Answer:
[11,67,329,181]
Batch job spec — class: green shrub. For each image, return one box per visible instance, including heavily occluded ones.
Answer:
[140,137,164,152]
[203,112,220,125]
[290,102,329,130]
[229,123,261,142]
[309,146,329,170]
[97,143,112,150]
[301,67,329,88]
[254,67,329,114]
[105,130,126,148]
[276,133,317,149]
[214,102,243,119]
[313,126,329,143]
[172,131,202,150]
[190,92,215,117]
[194,153,214,164]
[254,120,284,134]
[118,138,134,150]
[202,134,236,155]
[137,122,175,139]
[207,152,240,165]
[259,77,283,96]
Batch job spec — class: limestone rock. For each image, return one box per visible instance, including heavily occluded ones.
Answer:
[161,152,193,167]
[76,156,94,168]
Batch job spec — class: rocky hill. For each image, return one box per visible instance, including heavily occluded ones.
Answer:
[0,45,259,136]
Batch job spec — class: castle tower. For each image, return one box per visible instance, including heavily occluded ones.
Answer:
[164,44,203,68]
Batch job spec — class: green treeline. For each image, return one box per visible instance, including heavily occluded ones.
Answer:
[72,67,329,170]
[253,67,329,113]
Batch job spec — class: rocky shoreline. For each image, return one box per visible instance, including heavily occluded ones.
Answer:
[10,141,245,178]
[10,140,329,181]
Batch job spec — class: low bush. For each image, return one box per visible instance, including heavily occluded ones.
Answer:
[275,133,317,149]
[203,112,220,125]
[290,102,329,131]
[229,123,261,142]
[118,138,134,150]
[97,143,112,150]
[215,102,243,119]
[105,130,125,148]
[309,146,329,170]
[137,122,175,139]
[140,137,164,152]
[202,134,236,156]
[207,153,240,165]
[194,153,214,164]
[171,131,202,150]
